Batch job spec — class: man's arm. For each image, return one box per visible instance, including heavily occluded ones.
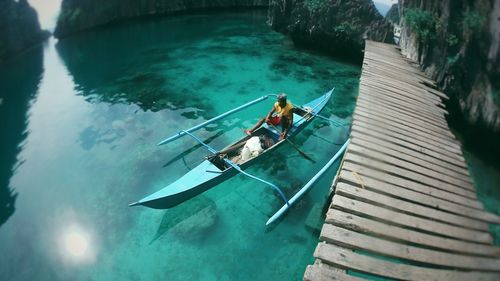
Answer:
[265,107,276,123]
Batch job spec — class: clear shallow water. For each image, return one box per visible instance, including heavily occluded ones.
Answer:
[0,11,360,280]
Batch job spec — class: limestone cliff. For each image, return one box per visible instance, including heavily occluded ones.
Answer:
[54,0,268,38]
[385,3,399,24]
[268,0,394,61]
[398,0,500,134]
[0,0,49,62]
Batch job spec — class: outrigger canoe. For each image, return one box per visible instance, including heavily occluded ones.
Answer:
[130,88,349,224]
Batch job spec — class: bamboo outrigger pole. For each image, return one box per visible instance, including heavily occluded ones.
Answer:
[157,95,271,146]
[266,138,350,225]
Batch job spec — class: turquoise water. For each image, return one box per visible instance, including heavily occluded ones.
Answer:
[0,11,360,280]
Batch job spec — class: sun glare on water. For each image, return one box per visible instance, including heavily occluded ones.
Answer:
[59,225,96,264]
[64,231,89,257]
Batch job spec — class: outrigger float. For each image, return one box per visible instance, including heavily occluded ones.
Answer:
[129,88,350,225]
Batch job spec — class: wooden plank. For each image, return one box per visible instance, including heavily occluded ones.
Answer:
[347,143,474,191]
[331,195,492,244]
[364,54,431,76]
[351,131,470,177]
[360,82,447,115]
[363,65,440,94]
[357,94,449,129]
[353,114,464,159]
[315,243,500,281]
[354,110,462,154]
[344,153,477,199]
[362,62,436,87]
[351,122,468,169]
[358,87,446,120]
[356,99,454,138]
[352,111,460,160]
[338,170,500,224]
[362,72,444,106]
[341,161,483,210]
[360,74,443,106]
[355,103,455,142]
[335,182,489,231]
[363,66,438,92]
[304,263,365,281]
[351,134,470,180]
[359,83,445,118]
[326,209,500,257]
[320,225,500,271]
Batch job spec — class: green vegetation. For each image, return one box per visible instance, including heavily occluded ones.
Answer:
[463,10,486,33]
[305,0,326,11]
[334,22,360,35]
[447,53,460,66]
[404,8,437,42]
[58,7,82,26]
[446,34,459,47]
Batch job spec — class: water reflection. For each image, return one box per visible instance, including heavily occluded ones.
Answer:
[0,45,44,227]
[54,15,223,116]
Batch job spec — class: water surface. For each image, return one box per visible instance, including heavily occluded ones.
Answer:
[0,11,360,280]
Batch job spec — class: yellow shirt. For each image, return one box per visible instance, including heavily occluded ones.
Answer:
[274,102,294,120]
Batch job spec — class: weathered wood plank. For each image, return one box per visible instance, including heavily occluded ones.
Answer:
[326,209,500,257]
[351,123,468,169]
[356,95,449,130]
[335,182,489,231]
[351,131,470,177]
[320,225,500,271]
[331,195,492,244]
[304,263,365,281]
[353,115,466,162]
[355,104,455,144]
[362,72,444,106]
[358,87,446,121]
[348,143,474,191]
[362,75,441,105]
[360,82,447,115]
[354,110,462,154]
[344,153,477,198]
[351,135,471,181]
[356,100,455,139]
[341,161,483,210]
[338,170,500,224]
[362,65,438,90]
[315,243,500,281]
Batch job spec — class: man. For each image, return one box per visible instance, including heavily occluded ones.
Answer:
[245,93,294,140]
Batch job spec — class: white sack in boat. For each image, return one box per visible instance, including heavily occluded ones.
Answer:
[241,136,263,160]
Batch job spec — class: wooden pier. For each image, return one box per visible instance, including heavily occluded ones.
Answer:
[304,41,500,280]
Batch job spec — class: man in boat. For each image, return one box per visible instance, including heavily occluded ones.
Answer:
[244,93,294,140]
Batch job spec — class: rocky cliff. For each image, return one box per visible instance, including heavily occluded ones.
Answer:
[385,3,399,24]
[398,0,500,135]
[268,0,394,62]
[0,0,48,62]
[54,0,268,38]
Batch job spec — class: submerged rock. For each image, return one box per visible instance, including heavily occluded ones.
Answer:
[54,0,268,38]
[398,0,500,134]
[268,0,394,62]
[0,0,49,62]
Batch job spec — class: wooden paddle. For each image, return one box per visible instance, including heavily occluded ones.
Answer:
[269,124,315,163]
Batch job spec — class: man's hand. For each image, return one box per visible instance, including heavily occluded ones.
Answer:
[279,132,286,141]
